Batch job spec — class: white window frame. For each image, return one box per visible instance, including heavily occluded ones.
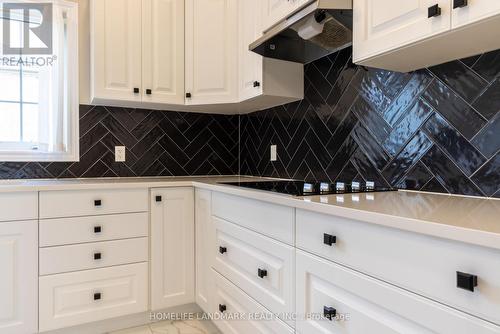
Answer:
[0,0,79,162]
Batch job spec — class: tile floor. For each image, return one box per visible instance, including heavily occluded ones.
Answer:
[110,319,220,334]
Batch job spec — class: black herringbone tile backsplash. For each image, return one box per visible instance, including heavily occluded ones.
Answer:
[0,106,239,178]
[240,47,500,198]
[1,47,499,198]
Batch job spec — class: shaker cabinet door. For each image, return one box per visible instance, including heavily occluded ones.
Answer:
[353,0,451,62]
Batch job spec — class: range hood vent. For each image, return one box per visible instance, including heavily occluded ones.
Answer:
[250,0,353,64]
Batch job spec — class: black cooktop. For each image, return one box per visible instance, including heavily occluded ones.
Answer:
[220,180,396,196]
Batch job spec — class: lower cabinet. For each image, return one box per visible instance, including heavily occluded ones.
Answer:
[0,221,38,334]
[39,263,148,332]
[211,270,294,334]
[296,250,500,334]
[151,187,195,310]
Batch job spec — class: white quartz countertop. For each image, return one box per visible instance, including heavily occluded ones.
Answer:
[1,176,499,250]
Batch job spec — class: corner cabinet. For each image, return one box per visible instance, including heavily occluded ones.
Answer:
[150,188,195,310]
[0,221,38,334]
[91,0,185,106]
[354,0,500,72]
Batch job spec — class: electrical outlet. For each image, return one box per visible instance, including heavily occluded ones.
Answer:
[270,145,277,161]
[115,146,126,162]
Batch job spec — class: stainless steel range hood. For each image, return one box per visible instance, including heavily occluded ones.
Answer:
[250,0,353,64]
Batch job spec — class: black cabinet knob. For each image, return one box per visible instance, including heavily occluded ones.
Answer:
[94,252,102,260]
[219,246,227,254]
[94,226,102,234]
[186,92,192,98]
[428,4,441,18]
[453,0,467,8]
[219,304,227,313]
[324,233,337,246]
[133,88,139,94]
[94,292,102,301]
[146,89,152,95]
[253,81,260,88]
[155,195,162,202]
[323,306,337,320]
[258,268,268,279]
[94,200,102,207]
[457,271,478,292]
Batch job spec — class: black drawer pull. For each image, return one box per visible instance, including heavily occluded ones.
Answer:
[219,304,227,313]
[94,252,102,260]
[258,268,268,279]
[186,92,192,98]
[94,226,102,234]
[219,246,227,254]
[457,271,478,292]
[323,233,337,246]
[155,195,162,202]
[324,306,336,320]
[133,88,139,94]
[146,89,152,95]
[253,81,260,87]
[94,200,102,207]
[453,0,467,8]
[428,4,441,18]
[94,292,102,301]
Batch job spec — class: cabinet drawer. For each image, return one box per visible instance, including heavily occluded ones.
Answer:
[212,192,294,244]
[39,238,148,275]
[212,270,294,334]
[39,188,148,218]
[39,212,148,247]
[296,251,500,334]
[296,209,500,325]
[39,263,148,332]
[0,192,37,222]
[213,217,295,321]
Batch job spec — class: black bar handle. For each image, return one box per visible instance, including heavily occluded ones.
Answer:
[457,271,478,292]
[146,89,152,95]
[453,0,467,8]
[94,252,102,260]
[323,233,337,246]
[258,268,268,279]
[133,88,140,93]
[94,292,102,301]
[324,306,337,320]
[186,92,192,98]
[94,225,102,234]
[428,4,441,18]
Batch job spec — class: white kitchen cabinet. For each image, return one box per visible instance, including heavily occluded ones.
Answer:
[0,221,38,334]
[261,0,302,32]
[354,0,500,72]
[91,0,185,106]
[195,189,214,313]
[185,0,238,105]
[91,0,142,102]
[151,188,195,310]
[452,0,500,28]
[353,0,451,64]
[142,0,185,104]
[239,0,304,106]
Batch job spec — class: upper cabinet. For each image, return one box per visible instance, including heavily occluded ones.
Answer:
[261,0,302,31]
[91,0,184,106]
[91,0,304,113]
[91,0,142,102]
[142,0,185,105]
[354,0,500,72]
[185,0,238,105]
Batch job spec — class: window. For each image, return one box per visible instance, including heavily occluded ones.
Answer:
[0,0,78,161]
